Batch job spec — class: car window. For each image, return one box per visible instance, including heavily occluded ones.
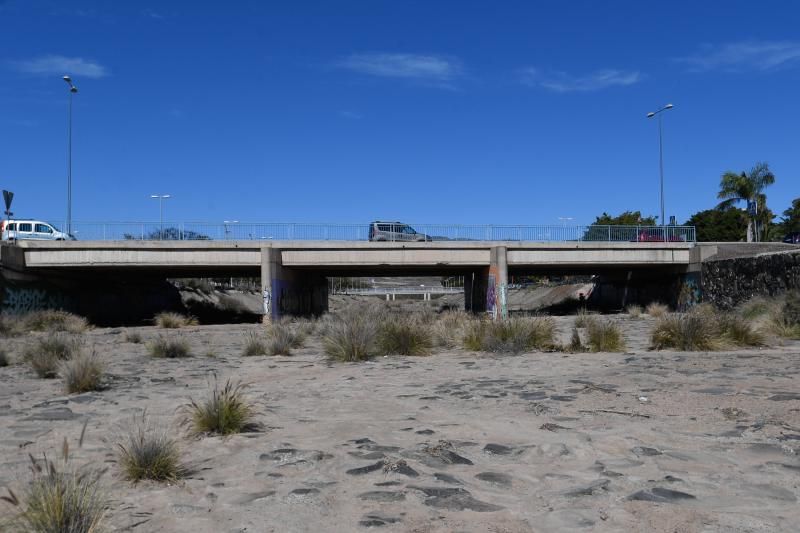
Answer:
[8,223,16,231]
[402,226,416,234]
[378,224,390,231]
[35,224,53,233]
[19,223,32,232]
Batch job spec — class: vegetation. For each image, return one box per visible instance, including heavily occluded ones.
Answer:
[124,330,143,343]
[266,323,304,356]
[432,311,474,348]
[568,327,585,352]
[23,334,82,378]
[15,310,90,334]
[124,227,210,241]
[585,319,626,352]
[117,413,184,482]
[651,306,766,350]
[147,336,191,358]
[242,331,269,356]
[584,210,658,241]
[716,162,775,242]
[573,308,597,328]
[775,197,800,236]
[323,309,379,362]
[154,312,198,329]
[625,304,643,318]
[463,316,555,354]
[1,428,107,533]
[377,315,433,356]
[184,379,255,436]
[685,206,749,242]
[645,302,669,318]
[60,352,105,394]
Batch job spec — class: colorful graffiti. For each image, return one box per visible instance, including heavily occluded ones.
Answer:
[2,286,69,315]
[677,273,702,312]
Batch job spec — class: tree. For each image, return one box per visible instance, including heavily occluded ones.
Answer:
[779,198,800,234]
[716,162,775,242]
[685,207,748,242]
[583,211,657,241]
[123,227,211,240]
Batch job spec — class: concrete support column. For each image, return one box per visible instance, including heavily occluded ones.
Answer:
[464,268,489,314]
[489,246,508,320]
[260,246,281,323]
[260,246,328,322]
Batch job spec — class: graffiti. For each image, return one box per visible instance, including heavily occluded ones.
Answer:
[262,288,272,316]
[2,286,69,315]
[677,273,701,312]
[486,273,497,319]
[499,283,508,320]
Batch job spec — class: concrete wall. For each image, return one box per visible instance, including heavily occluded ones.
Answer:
[701,250,800,309]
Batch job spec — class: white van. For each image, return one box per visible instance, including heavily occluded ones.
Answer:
[0,219,75,241]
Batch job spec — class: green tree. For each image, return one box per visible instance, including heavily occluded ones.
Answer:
[716,162,775,242]
[779,198,800,234]
[685,207,748,242]
[583,211,657,241]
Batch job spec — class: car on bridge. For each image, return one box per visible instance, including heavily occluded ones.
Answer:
[368,221,432,242]
[1,219,75,241]
[633,229,686,242]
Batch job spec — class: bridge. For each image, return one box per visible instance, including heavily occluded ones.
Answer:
[1,239,703,320]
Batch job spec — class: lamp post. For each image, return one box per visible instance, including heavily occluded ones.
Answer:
[223,220,239,240]
[62,76,78,235]
[646,103,674,227]
[150,194,171,240]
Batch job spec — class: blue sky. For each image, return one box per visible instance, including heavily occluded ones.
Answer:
[1,0,799,228]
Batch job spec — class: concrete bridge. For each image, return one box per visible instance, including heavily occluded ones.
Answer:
[1,240,704,320]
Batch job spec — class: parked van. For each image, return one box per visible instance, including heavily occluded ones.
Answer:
[0,219,74,241]
[368,221,431,242]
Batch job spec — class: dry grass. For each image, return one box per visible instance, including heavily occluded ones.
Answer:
[1,425,107,533]
[463,316,556,354]
[184,379,256,436]
[147,336,191,358]
[568,327,586,353]
[431,311,475,348]
[651,307,765,351]
[19,310,91,334]
[23,334,82,378]
[124,330,143,344]
[645,302,670,318]
[585,319,626,352]
[154,312,198,329]
[117,413,184,483]
[625,304,643,318]
[573,308,598,328]
[61,352,105,394]
[266,323,305,356]
[377,314,433,356]
[323,309,379,362]
[242,331,269,356]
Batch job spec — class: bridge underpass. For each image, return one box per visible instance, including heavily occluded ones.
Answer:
[0,240,699,322]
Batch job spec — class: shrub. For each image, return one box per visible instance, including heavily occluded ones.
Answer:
[61,352,105,394]
[23,334,82,378]
[782,291,800,328]
[717,313,766,347]
[625,305,643,318]
[0,314,20,336]
[463,316,555,354]
[184,379,255,436]
[568,327,585,352]
[432,312,474,348]
[377,315,433,356]
[242,331,268,356]
[117,413,184,482]
[645,302,669,318]
[124,330,143,344]
[737,296,773,319]
[154,312,198,329]
[20,310,90,333]
[147,336,191,358]
[267,324,304,356]
[574,308,597,328]
[651,313,722,351]
[585,319,626,352]
[323,310,378,362]
[1,429,107,533]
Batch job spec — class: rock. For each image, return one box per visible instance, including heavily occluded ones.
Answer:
[407,486,504,512]
[563,479,610,497]
[475,472,512,487]
[289,488,320,496]
[769,393,800,401]
[627,487,696,503]
[631,446,662,457]
[483,443,513,455]
[346,461,384,476]
[358,491,406,502]
[25,407,80,421]
[434,473,462,485]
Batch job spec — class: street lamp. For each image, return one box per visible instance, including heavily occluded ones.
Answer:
[223,220,239,240]
[62,75,78,235]
[150,194,171,240]
[646,103,674,226]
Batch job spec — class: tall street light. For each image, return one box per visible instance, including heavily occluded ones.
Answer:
[63,75,78,235]
[647,103,674,226]
[150,195,171,240]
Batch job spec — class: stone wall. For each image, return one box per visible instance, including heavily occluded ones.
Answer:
[702,250,800,309]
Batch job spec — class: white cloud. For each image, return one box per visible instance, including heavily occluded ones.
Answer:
[678,41,800,72]
[337,53,461,83]
[519,67,641,92]
[15,55,109,78]
[338,110,363,120]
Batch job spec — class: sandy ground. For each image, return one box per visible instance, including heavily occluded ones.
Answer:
[1,316,799,532]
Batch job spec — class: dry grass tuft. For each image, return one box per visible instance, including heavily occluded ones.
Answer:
[184,379,256,436]
[61,352,105,394]
[124,330,143,344]
[19,310,91,333]
[323,309,379,362]
[431,312,475,348]
[1,424,107,532]
[242,331,268,356]
[650,306,765,351]
[573,308,597,328]
[625,304,643,318]
[377,315,433,356]
[645,302,670,318]
[154,312,198,329]
[117,413,184,482]
[147,336,191,358]
[568,327,585,352]
[463,316,556,354]
[585,319,626,352]
[23,334,82,378]
[266,323,305,356]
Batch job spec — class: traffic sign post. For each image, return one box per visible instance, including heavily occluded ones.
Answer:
[2,189,13,219]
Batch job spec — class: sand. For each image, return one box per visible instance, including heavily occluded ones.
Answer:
[1,316,799,532]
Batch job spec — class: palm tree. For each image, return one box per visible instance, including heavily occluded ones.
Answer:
[716,162,775,242]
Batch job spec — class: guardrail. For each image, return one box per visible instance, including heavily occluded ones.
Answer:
[331,287,464,296]
[59,222,696,243]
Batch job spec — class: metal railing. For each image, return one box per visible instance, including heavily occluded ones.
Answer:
[61,222,696,243]
[331,287,464,296]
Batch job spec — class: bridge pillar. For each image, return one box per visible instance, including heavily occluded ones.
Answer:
[260,246,327,322]
[488,246,508,319]
[464,268,488,314]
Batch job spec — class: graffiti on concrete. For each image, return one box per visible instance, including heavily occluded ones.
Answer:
[499,282,508,320]
[677,273,701,312]
[2,286,69,314]
[262,288,272,316]
[486,273,497,319]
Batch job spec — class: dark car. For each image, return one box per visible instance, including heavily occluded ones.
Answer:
[633,229,685,242]
[784,232,800,244]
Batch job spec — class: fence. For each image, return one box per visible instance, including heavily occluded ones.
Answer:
[63,222,696,243]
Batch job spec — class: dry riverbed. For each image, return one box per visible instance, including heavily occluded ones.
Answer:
[1,316,799,532]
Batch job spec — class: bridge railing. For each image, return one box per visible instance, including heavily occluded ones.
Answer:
[64,222,696,243]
